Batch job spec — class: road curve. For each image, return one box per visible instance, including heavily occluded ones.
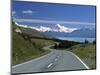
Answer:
[12,45,89,74]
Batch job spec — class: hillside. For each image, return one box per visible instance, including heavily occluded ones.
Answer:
[19,26,46,38]
[66,44,96,69]
[12,22,55,65]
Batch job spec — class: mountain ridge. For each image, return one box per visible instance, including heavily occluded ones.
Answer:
[15,22,95,38]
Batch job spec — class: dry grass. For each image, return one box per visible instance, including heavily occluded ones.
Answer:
[66,44,96,69]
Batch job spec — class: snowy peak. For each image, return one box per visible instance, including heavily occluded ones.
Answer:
[29,26,51,32]
[14,22,95,38]
[15,22,78,33]
[56,24,77,33]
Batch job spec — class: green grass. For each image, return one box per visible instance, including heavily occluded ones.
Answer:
[12,22,55,65]
[13,31,50,65]
[66,44,96,69]
[31,38,55,49]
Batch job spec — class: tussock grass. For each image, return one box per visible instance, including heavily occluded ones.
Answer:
[31,38,55,49]
[66,44,96,69]
[12,22,54,65]
[13,31,50,65]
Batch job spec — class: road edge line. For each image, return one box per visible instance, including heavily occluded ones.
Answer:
[12,45,55,68]
[67,51,89,69]
[12,51,52,68]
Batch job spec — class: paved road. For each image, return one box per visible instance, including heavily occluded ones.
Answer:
[12,45,89,74]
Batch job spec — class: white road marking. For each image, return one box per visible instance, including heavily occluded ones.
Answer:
[67,51,89,69]
[12,44,57,68]
[12,44,90,73]
[12,51,53,68]
[47,63,53,68]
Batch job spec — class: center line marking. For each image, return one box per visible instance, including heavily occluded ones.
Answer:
[47,63,53,68]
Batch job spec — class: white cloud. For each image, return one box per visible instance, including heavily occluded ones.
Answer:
[22,10,33,14]
[15,18,95,25]
[12,11,16,16]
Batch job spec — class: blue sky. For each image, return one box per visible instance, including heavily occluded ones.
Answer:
[12,1,96,29]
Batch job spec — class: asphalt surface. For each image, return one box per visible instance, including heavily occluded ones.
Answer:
[12,45,89,74]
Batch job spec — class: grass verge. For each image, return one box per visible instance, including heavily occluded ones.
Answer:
[66,44,96,69]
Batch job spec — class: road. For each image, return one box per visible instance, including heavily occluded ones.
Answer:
[12,45,89,74]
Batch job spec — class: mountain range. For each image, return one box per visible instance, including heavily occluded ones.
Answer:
[15,22,96,38]
[44,28,95,38]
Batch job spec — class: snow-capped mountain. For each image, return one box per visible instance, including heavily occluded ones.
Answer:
[44,28,95,38]
[15,22,95,38]
[15,22,77,33]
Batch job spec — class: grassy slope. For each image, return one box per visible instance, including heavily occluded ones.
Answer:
[12,23,55,65]
[20,26,46,38]
[66,44,96,69]
[31,38,55,49]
